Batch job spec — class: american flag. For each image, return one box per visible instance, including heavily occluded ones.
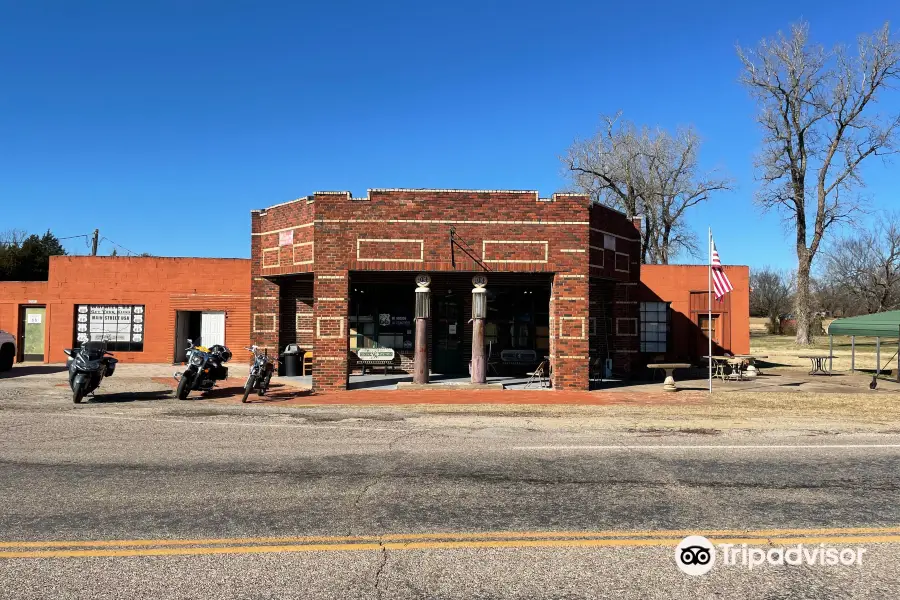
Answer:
[711,239,734,300]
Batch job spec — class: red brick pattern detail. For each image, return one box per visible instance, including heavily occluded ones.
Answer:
[357,239,423,262]
[482,241,548,263]
[249,191,643,390]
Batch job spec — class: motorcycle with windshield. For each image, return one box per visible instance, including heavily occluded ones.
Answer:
[175,339,232,399]
[241,345,277,403]
[63,341,118,404]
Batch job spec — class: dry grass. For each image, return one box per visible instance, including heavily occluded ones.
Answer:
[413,388,900,433]
[750,331,900,372]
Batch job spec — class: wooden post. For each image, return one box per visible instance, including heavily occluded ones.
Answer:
[851,336,855,372]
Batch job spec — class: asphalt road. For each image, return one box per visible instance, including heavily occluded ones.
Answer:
[1,392,900,598]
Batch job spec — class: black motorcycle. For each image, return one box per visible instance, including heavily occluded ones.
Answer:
[63,341,118,404]
[241,345,277,403]
[175,339,232,399]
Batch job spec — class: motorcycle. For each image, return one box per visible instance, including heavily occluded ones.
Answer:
[63,341,118,404]
[241,345,277,403]
[174,339,232,399]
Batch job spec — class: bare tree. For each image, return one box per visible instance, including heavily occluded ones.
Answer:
[750,266,794,333]
[738,22,900,344]
[563,114,730,264]
[0,229,28,247]
[822,214,900,314]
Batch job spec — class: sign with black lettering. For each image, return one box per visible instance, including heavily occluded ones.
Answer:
[355,348,395,362]
[74,305,145,352]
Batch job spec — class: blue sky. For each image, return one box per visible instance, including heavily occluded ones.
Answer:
[1,0,898,269]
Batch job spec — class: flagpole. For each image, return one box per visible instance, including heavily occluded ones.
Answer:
[708,228,713,394]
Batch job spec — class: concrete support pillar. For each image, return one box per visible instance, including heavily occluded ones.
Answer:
[470,275,487,385]
[471,318,486,384]
[413,274,431,385]
[414,318,429,384]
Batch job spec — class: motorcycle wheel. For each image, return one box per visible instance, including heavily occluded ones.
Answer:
[258,373,271,397]
[72,374,87,404]
[176,372,193,400]
[241,376,255,403]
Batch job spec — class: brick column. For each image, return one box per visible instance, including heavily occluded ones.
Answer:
[312,271,349,392]
[551,273,590,390]
[251,277,280,356]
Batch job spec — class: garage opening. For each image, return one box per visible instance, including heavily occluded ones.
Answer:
[174,311,225,362]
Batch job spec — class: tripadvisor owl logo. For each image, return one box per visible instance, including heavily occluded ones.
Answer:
[675,535,716,576]
[675,534,868,574]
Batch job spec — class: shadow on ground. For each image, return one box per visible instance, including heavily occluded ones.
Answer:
[85,391,174,403]
[1,365,68,378]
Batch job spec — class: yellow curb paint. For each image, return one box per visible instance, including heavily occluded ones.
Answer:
[1,533,899,560]
[2,525,900,550]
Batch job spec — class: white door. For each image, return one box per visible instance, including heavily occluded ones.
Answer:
[200,312,225,347]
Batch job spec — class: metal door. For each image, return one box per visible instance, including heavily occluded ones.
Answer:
[200,311,225,347]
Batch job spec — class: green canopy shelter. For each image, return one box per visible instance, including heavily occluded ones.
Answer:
[827,311,900,381]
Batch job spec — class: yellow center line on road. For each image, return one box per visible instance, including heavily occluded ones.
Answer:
[2,534,900,560]
[1,526,900,558]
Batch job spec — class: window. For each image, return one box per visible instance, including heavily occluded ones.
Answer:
[640,302,669,353]
[603,234,616,250]
[615,252,630,273]
[75,305,145,352]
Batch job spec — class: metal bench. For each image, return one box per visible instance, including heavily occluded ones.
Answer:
[354,348,396,375]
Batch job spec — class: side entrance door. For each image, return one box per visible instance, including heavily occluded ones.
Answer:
[433,296,463,374]
[697,314,721,356]
[19,306,46,361]
[200,311,226,348]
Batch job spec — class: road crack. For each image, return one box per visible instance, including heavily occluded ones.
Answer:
[373,540,388,599]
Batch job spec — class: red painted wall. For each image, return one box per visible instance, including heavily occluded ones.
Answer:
[0,257,251,364]
[639,264,750,358]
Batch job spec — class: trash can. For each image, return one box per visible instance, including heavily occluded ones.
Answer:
[282,344,301,377]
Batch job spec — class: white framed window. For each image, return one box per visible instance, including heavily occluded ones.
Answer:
[640,302,669,353]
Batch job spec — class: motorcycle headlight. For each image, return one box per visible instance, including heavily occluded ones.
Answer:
[190,355,203,366]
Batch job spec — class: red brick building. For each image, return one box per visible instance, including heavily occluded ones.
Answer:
[0,256,250,364]
[250,189,643,391]
[639,264,750,359]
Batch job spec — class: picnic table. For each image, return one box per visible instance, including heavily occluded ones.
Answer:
[647,363,692,392]
[704,355,743,381]
[798,354,834,376]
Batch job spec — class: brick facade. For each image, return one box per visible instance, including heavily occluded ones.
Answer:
[251,189,641,391]
[0,257,251,364]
